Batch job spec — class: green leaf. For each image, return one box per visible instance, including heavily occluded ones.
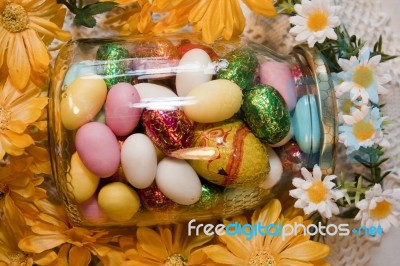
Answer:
[354,177,364,204]
[74,12,97,28]
[83,2,117,15]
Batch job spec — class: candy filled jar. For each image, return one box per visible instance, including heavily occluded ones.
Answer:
[49,34,338,227]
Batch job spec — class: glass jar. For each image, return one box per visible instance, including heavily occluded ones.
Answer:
[49,34,337,227]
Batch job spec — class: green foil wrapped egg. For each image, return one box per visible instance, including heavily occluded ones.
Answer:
[242,84,291,145]
[96,43,131,88]
[189,119,269,187]
[217,47,258,91]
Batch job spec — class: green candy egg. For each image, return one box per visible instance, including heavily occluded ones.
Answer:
[217,47,258,91]
[189,119,269,187]
[96,43,131,88]
[242,84,291,145]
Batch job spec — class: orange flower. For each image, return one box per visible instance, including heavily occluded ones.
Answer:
[18,206,124,266]
[0,198,61,266]
[0,78,48,159]
[0,0,71,90]
[108,0,277,43]
[0,156,47,226]
[201,199,330,265]
[122,223,212,265]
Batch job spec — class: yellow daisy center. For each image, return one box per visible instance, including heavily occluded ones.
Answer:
[0,106,11,131]
[341,98,355,115]
[352,66,374,88]
[352,120,375,141]
[370,200,392,219]
[248,250,276,266]
[1,3,29,33]
[8,251,28,266]
[307,10,328,32]
[164,254,187,266]
[307,181,327,203]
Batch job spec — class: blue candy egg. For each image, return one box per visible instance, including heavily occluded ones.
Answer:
[292,95,321,154]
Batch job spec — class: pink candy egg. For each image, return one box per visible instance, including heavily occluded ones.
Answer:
[78,195,108,223]
[75,122,121,177]
[260,61,297,111]
[105,83,141,136]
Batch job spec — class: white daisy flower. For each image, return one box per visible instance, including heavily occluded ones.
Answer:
[289,165,345,218]
[336,91,368,124]
[355,184,400,233]
[335,47,391,104]
[338,107,389,153]
[289,0,340,47]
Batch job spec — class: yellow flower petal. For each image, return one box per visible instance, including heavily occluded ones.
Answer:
[29,16,71,41]
[0,29,9,70]
[188,0,210,23]
[201,245,245,265]
[22,30,50,72]
[32,250,59,265]
[18,234,69,253]
[137,227,169,261]
[7,34,30,90]
[278,259,314,266]
[69,246,91,266]
[242,0,277,17]
[201,0,225,43]
[279,241,330,262]
[3,130,34,148]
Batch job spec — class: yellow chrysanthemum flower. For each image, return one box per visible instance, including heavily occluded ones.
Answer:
[0,78,48,159]
[107,0,277,43]
[18,207,124,266]
[0,200,60,266]
[0,156,47,226]
[0,0,71,90]
[201,199,330,266]
[122,223,213,265]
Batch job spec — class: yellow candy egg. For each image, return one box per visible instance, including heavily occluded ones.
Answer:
[183,79,242,123]
[98,182,141,222]
[61,75,107,130]
[67,152,100,204]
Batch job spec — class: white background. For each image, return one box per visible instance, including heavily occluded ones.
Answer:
[367,0,400,265]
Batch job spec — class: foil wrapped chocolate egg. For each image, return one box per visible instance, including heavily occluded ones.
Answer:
[189,119,269,187]
[129,37,180,80]
[216,47,258,90]
[275,140,307,176]
[142,109,194,155]
[241,84,291,145]
[96,43,131,88]
[137,182,177,211]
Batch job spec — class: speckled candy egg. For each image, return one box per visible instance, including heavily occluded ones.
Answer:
[275,140,307,175]
[241,84,291,145]
[189,119,269,187]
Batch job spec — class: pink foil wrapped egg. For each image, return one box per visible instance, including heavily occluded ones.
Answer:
[105,83,141,136]
[142,109,194,155]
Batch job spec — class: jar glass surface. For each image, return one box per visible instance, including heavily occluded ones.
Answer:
[49,34,337,227]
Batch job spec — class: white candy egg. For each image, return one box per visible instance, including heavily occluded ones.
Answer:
[176,49,213,96]
[260,146,283,189]
[134,83,177,98]
[121,133,157,189]
[156,157,202,205]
